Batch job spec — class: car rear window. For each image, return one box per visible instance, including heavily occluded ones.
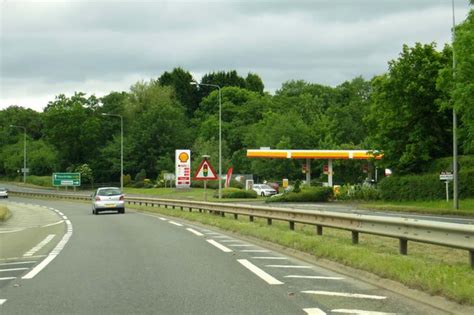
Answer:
[98,189,121,196]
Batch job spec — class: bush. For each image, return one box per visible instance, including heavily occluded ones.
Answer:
[123,174,132,187]
[216,188,257,199]
[27,175,52,187]
[266,187,333,203]
[336,184,382,201]
[191,180,219,189]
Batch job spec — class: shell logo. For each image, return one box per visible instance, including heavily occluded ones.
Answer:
[179,152,189,163]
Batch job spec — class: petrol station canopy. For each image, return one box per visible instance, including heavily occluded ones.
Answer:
[246,149,383,160]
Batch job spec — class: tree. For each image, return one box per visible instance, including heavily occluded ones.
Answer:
[366,43,452,173]
[158,68,200,117]
[245,73,265,94]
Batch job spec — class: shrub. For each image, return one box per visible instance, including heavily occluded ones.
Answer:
[336,184,382,201]
[123,174,132,187]
[266,187,333,203]
[135,169,146,182]
[216,188,257,199]
[191,180,219,189]
[27,175,52,187]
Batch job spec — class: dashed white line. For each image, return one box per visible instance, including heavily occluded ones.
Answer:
[0,261,36,266]
[252,257,288,260]
[159,217,167,221]
[240,249,270,253]
[237,259,283,285]
[302,291,386,300]
[24,234,56,257]
[303,308,327,315]
[206,240,233,253]
[332,310,397,315]
[169,221,183,227]
[41,220,64,228]
[285,275,344,280]
[266,265,312,269]
[186,228,204,236]
[0,268,29,272]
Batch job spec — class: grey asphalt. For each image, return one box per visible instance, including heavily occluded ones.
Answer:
[0,197,451,314]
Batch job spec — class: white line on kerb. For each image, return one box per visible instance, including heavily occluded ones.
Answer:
[23,234,56,257]
[285,275,344,280]
[237,259,283,285]
[332,309,398,315]
[302,291,386,300]
[186,228,204,236]
[206,240,233,253]
[169,221,183,227]
[0,299,7,305]
[22,213,73,279]
[266,265,312,269]
[303,308,327,315]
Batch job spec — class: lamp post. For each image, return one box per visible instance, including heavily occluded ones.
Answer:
[9,125,27,183]
[452,0,459,209]
[190,81,222,199]
[102,113,124,192]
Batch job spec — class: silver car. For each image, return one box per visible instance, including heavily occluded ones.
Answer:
[0,187,8,199]
[92,187,125,214]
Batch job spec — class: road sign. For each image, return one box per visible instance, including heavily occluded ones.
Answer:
[439,171,453,181]
[21,168,30,173]
[193,158,217,180]
[175,150,191,188]
[52,173,81,186]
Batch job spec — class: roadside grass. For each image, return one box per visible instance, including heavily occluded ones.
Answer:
[357,199,474,217]
[131,204,474,306]
[0,205,11,221]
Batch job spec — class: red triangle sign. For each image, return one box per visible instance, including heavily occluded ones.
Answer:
[193,159,218,180]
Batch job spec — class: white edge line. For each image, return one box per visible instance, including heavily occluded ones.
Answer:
[301,291,386,300]
[237,259,283,285]
[206,239,233,253]
[252,257,288,260]
[266,265,311,269]
[0,277,17,281]
[303,308,327,315]
[285,275,344,280]
[186,228,204,236]
[332,310,398,315]
[169,221,183,227]
[240,250,270,253]
[0,261,37,266]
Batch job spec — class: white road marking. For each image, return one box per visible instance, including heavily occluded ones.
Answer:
[285,275,344,280]
[212,235,232,239]
[219,240,239,243]
[41,220,64,228]
[0,228,25,234]
[23,234,56,257]
[169,221,183,227]
[303,308,327,315]
[0,268,29,272]
[207,240,233,252]
[0,261,36,266]
[0,255,46,261]
[332,310,397,315]
[205,232,221,235]
[159,217,167,221]
[240,249,270,253]
[186,228,204,236]
[252,257,288,260]
[267,265,311,269]
[0,299,6,305]
[302,291,386,300]
[237,259,283,285]
[22,214,73,279]
[228,244,254,247]
[0,277,17,281]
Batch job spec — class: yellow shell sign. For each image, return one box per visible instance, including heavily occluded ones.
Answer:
[179,152,189,163]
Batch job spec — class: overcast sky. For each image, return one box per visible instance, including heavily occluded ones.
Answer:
[0,0,470,111]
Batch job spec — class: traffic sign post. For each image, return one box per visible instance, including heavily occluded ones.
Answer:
[439,171,453,202]
[193,156,218,201]
[52,173,81,188]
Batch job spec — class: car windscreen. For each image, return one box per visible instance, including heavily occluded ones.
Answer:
[261,185,273,189]
[98,189,122,196]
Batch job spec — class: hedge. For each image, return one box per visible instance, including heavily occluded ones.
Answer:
[266,187,333,203]
[378,169,474,201]
[216,188,257,199]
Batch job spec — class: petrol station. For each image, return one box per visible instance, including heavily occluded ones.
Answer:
[246,149,383,186]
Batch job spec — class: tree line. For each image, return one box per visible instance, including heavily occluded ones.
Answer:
[1,8,472,185]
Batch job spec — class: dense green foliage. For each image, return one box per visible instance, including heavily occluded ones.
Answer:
[1,7,473,193]
[218,188,257,199]
[267,187,333,203]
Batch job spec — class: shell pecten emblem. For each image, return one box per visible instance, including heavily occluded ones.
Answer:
[179,152,189,163]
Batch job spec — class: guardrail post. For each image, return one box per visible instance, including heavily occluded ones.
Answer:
[199,209,202,213]
[172,205,175,209]
[221,212,225,217]
[399,239,408,255]
[165,205,168,209]
[316,225,323,235]
[267,218,272,225]
[234,214,238,220]
[189,208,192,212]
[289,221,295,230]
[249,216,254,222]
[469,250,474,269]
[352,231,359,245]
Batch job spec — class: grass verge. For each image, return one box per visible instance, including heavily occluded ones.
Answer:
[131,203,474,306]
[0,205,12,221]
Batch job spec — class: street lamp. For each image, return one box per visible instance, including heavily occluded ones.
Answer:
[451,0,459,209]
[102,113,124,192]
[191,81,223,199]
[9,125,27,183]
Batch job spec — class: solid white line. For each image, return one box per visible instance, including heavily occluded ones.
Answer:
[219,240,239,243]
[169,221,183,227]
[285,275,344,280]
[237,259,283,285]
[24,234,56,257]
[0,261,36,266]
[240,249,269,253]
[206,240,233,253]
[228,244,254,247]
[267,265,311,269]
[0,228,25,234]
[212,235,232,239]
[0,255,46,261]
[41,220,64,228]
[186,228,204,236]
[0,299,6,305]
[159,217,167,221]
[303,308,327,315]
[0,277,17,281]
[252,257,288,260]
[332,309,397,315]
[302,291,386,300]
[205,232,221,235]
[0,268,29,272]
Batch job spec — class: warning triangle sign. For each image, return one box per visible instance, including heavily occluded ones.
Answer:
[193,159,218,180]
